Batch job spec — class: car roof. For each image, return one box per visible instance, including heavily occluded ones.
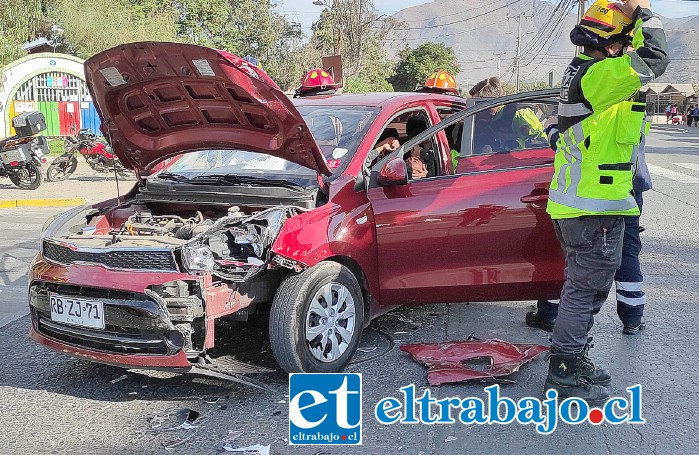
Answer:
[291,92,465,109]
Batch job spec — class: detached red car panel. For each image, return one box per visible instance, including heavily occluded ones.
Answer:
[28,42,564,373]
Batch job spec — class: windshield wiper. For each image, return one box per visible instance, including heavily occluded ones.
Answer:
[155,172,191,182]
[189,174,306,190]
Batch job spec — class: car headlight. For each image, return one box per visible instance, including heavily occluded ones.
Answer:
[181,244,214,273]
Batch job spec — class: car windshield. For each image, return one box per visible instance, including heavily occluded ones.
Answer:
[151,106,378,186]
[297,105,379,174]
[153,150,319,187]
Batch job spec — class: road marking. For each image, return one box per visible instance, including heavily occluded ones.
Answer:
[674,162,699,174]
[0,197,85,209]
[646,163,699,183]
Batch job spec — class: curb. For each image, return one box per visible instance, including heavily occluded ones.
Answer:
[0,198,86,209]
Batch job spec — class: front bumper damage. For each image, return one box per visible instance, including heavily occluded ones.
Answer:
[28,253,283,371]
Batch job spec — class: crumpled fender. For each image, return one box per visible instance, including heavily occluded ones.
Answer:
[270,177,380,304]
[401,339,549,386]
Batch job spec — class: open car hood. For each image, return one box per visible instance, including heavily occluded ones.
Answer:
[85,42,331,176]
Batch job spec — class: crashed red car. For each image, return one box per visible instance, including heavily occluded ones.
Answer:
[29,42,564,374]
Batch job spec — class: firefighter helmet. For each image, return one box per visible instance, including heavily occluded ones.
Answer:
[571,0,634,51]
[417,70,459,95]
[298,69,339,95]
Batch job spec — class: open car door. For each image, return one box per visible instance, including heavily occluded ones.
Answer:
[366,90,565,306]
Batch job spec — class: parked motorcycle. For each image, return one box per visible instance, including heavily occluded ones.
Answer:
[46,128,132,182]
[0,112,48,190]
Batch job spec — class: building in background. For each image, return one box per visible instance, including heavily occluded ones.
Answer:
[642,83,698,120]
[0,53,101,139]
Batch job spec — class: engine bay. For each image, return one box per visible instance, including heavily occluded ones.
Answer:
[43,201,299,281]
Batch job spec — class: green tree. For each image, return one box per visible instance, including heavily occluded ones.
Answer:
[225,0,305,90]
[171,0,235,49]
[0,0,45,68]
[50,0,178,60]
[389,42,460,92]
[302,0,400,93]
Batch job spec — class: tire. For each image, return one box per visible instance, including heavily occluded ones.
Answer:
[46,156,78,182]
[9,161,42,190]
[269,261,364,373]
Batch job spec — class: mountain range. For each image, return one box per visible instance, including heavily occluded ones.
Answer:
[389,0,698,88]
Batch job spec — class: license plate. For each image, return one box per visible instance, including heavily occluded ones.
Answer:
[0,149,27,164]
[49,294,105,329]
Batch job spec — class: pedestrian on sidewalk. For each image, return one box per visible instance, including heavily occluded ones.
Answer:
[670,104,678,124]
[543,0,669,405]
[686,105,694,127]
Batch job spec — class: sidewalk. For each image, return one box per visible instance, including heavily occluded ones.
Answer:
[0,159,136,208]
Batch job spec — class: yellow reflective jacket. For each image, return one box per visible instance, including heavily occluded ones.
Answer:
[547,8,669,219]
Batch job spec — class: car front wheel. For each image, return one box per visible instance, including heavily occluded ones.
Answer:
[269,261,364,373]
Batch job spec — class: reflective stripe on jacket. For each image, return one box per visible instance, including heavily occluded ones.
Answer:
[547,7,669,219]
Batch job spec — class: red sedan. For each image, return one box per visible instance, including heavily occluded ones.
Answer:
[29,42,564,374]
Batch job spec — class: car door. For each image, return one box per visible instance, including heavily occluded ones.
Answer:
[366,90,564,307]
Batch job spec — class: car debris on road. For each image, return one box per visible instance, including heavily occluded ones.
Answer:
[401,337,549,386]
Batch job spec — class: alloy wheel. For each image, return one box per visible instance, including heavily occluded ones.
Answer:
[305,282,357,363]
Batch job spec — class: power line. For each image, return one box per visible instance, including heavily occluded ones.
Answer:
[387,6,536,42]
[397,0,510,23]
[400,0,521,30]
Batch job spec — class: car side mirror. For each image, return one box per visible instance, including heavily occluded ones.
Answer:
[377,156,408,187]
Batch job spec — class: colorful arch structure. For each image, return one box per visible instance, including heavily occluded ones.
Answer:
[0,53,101,139]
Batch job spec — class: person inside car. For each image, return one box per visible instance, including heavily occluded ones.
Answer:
[403,116,434,179]
[470,77,546,153]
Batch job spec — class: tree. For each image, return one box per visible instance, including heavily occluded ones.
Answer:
[302,0,400,93]
[389,42,460,92]
[0,0,46,68]
[50,0,178,59]
[224,0,305,90]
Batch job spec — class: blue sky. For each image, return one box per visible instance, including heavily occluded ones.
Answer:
[276,0,699,34]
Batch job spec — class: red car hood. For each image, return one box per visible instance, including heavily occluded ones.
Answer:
[84,42,331,176]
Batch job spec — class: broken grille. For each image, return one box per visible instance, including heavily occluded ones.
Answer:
[43,241,178,271]
[36,312,171,355]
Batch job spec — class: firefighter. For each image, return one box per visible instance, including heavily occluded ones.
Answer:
[415,70,460,95]
[294,69,339,98]
[543,0,669,405]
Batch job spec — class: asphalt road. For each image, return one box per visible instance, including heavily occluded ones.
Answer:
[0,126,697,454]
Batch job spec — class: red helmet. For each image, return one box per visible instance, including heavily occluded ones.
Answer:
[299,69,339,94]
[417,70,459,95]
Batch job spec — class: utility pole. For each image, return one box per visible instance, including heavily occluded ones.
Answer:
[576,0,586,55]
[508,13,532,92]
[494,52,506,78]
[516,15,522,92]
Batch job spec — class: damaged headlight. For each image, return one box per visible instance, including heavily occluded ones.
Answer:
[181,244,214,273]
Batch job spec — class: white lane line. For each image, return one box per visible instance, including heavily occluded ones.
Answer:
[646,163,699,183]
[674,162,699,174]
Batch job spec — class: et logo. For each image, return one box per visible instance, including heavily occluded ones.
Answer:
[289,373,362,445]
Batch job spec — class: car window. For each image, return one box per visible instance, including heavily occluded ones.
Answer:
[371,109,442,180]
[368,93,559,187]
[454,97,557,175]
[436,106,466,169]
[296,106,379,175]
[470,100,556,155]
